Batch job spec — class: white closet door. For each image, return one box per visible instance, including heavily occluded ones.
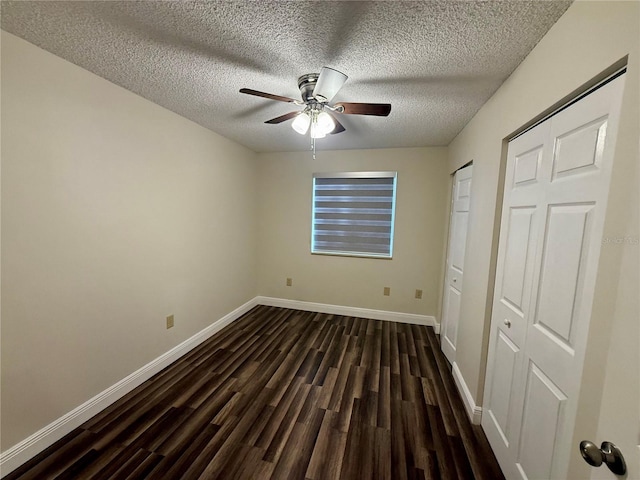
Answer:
[482,121,548,476]
[441,164,472,364]
[482,75,625,480]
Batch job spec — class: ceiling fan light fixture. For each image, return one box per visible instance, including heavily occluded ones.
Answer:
[310,121,326,139]
[316,111,335,135]
[291,112,311,134]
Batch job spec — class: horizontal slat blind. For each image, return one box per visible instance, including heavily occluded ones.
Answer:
[312,172,397,257]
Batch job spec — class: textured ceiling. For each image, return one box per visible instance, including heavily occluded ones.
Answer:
[1,1,572,153]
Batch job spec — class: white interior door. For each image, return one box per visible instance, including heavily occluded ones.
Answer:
[482,74,625,480]
[441,164,472,364]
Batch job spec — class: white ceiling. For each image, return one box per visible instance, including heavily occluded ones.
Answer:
[1,1,572,153]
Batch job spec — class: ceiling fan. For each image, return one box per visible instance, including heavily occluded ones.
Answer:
[239,67,391,140]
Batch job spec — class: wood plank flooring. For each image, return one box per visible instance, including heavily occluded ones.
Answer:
[6,306,504,480]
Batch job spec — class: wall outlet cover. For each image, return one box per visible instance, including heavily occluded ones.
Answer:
[166,315,174,329]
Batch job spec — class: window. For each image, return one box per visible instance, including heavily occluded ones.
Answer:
[311,172,397,258]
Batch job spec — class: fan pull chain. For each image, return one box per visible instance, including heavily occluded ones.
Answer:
[311,136,316,160]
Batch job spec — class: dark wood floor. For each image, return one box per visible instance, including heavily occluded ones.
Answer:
[6,306,504,480]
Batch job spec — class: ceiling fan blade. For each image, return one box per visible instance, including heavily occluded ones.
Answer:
[239,88,299,104]
[335,102,391,116]
[264,111,301,124]
[313,67,348,102]
[328,113,346,134]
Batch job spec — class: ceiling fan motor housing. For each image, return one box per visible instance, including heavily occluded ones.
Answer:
[298,73,320,104]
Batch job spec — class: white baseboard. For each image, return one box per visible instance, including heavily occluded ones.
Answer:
[1,296,438,477]
[256,296,437,330]
[452,362,483,425]
[0,297,259,478]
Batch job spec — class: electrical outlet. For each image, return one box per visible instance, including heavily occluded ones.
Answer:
[286,277,293,286]
[415,289,423,299]
[383,286,390,296]
[166,315,174,329]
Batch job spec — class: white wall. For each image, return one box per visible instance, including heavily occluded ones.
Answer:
[256,148,450,318]
[0,32,258,450]
[447,1,639,478]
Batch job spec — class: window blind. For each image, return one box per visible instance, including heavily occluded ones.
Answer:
[312,172,397,257]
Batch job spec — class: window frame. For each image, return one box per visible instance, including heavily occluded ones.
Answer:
[311,171,398,259]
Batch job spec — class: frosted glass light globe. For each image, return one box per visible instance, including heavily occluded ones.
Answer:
[316,111,335,135]
[291,112,311,134]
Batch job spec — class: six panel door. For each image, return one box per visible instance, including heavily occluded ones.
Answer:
[441,164,473,364]
[482,75,626,479]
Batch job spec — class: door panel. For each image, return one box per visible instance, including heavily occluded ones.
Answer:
[450,211,468,274]
[487,330,520,445]
[513,147,542,185]
[441,165,472,363]
[443,283,461,347]
[552,118,607,179]
[456,173,472,209]
[483,75,626,480]
[535,203,594,347]
[501,207,535,311]
[516,362,567,480]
